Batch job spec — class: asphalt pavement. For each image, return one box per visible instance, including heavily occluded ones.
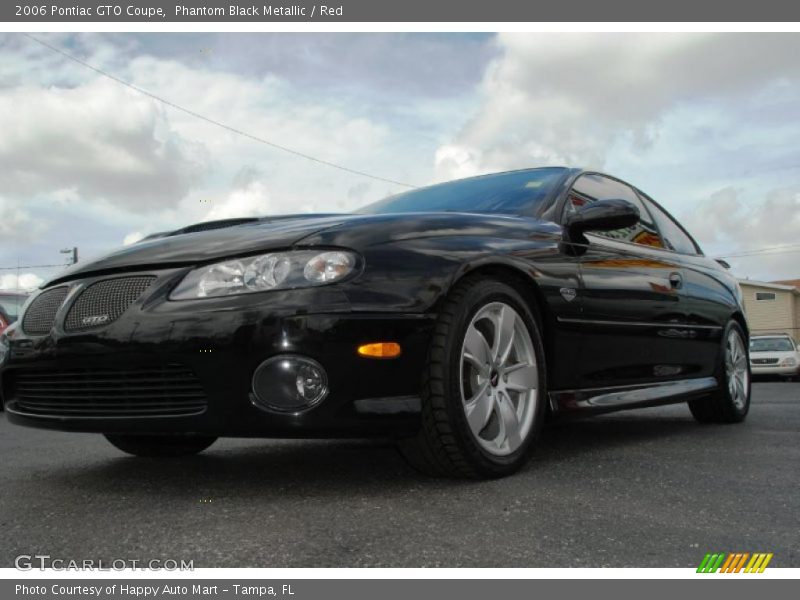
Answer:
[1,382,798,568]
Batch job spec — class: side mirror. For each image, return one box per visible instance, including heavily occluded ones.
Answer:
[564,199,640,244]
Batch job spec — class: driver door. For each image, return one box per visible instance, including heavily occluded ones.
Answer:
[564,174,690,389]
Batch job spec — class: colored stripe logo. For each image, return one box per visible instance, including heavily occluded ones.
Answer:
[697,552,773,573]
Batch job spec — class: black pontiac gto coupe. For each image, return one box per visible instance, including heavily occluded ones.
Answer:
[0,167,750,478]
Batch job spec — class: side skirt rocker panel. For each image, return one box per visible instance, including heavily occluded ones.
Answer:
[549,377,718,415]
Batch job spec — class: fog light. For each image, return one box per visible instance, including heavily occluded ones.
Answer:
[357,342,401,359]
[251,355,328,412]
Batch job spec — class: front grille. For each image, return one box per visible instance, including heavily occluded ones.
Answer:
[11,365,207,417]
[751,358,780,365]
[64,276,156,331]
[22,287,68,335]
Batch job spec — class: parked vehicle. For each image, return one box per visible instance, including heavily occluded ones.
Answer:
[0,168,751,477]
[0,291,29,412]
[0,291,28,333]
[749,335,800,380]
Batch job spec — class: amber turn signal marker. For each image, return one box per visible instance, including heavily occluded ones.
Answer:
[357,342,401,358]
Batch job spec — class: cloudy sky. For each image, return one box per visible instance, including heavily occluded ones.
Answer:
[1,32,799,291]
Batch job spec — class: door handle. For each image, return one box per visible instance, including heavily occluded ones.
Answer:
[669,272,683,289]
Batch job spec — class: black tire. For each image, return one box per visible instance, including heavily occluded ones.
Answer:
[398,276,547,478]
[688,320,750,424]
[104,434,217,457]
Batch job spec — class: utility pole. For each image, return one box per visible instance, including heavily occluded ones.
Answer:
[60,247,79,265]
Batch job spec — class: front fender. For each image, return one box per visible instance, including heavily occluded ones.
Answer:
[341,234,569,314]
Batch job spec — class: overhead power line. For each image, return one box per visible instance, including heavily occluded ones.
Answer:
[22,33,417,190]
[0,264,69,271]
[722,250,800,260]
[715,243,800,259]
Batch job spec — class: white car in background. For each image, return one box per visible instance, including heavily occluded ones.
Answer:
[749,335,800,380]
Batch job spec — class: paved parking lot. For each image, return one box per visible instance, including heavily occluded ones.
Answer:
[1,382,798,568]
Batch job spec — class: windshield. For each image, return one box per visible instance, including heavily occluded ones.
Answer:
[750,338,795,352]
[359,168,565,216]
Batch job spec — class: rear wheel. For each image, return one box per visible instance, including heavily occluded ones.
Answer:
[399,276,546,478]
[688,320,750,423]
[104,434,217,457]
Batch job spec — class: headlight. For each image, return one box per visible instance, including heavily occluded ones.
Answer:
[303,251,355,283]
[0,334,9,368]
[170,250,358,300]
[780,357,797,367]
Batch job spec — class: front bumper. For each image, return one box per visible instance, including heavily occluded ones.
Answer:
[750,364,799,377]
[0,268,434,437]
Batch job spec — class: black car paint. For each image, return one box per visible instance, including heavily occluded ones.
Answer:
[0,168,745,436]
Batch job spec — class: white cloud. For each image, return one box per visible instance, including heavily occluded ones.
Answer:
[434,145,488,182]
[202,179,324,222]
[0,78,204,211]
[0,272,43,291]
[0,196,46,242]
[681,186,800,280]
[124,56,392,170]
[0,38,422,254]
[204,181,271,221]
[431,33,800,280]
[122,231,145,245]
[436,33,800,179]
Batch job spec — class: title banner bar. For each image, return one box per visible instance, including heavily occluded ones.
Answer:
[4,0,800,22]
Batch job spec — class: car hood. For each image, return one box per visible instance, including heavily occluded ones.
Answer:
[44,211,560,286]
[46,214,352,285]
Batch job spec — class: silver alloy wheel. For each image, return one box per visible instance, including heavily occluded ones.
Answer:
[459,302,538,457]
[725,329,749,410]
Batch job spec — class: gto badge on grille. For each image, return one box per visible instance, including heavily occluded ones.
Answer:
[559,287,577,302]
[81,314,110,326]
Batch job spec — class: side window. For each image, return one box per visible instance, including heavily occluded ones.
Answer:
[567,174,664,249]
[641,195,700,255]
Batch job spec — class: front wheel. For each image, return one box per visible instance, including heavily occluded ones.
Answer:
[688,320,750,423]
[104,434,217,457]
[399,276,547,478]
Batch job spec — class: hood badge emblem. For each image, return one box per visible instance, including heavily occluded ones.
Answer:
[82,315,110,326]
[560,287,577,302]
